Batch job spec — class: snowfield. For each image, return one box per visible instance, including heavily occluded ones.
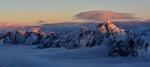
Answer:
[0,45,150,67]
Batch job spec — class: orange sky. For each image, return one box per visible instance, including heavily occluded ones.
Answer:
[0,0,150,25]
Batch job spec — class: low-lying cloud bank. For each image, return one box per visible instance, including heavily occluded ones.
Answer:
[75,10,138,21]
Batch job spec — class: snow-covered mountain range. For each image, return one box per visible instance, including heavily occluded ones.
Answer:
[0,21,149,57]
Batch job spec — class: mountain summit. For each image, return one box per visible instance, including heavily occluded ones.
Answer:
[31,28,45,35]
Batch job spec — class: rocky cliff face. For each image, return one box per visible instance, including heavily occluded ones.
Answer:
[2,28,44,45]
[3,31,24,44]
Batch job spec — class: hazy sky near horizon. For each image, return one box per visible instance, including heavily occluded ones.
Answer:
[0,0,150,25]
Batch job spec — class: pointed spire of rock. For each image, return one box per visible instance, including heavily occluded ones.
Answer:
[31,28,45,35]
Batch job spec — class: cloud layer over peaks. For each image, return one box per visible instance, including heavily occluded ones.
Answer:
[75,10,137,21]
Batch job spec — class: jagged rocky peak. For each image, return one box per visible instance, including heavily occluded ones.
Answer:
[48,32,57,36]
[2,30,25,44]
[31,28,44,35]
[31,28,41,32]
[96,20,124,33]
[0,32,10,39]
[95,21,127,40]
[95,23,107,34]
[98,20,124,33]
[105,20,124,32]
[38,32,58,49]
[11,30,25,35]
[80,26,91,34]
[18,30,25,35]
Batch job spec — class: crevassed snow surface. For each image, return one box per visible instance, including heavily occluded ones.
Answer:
[0,44,150,67]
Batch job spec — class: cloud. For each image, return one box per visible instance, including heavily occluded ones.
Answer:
[75,10,137,21]
[37,20,46,24]
[0,21,19,27]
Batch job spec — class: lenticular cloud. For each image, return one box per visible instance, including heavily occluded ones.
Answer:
[37,20,47,24]
[75,10,137,21]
